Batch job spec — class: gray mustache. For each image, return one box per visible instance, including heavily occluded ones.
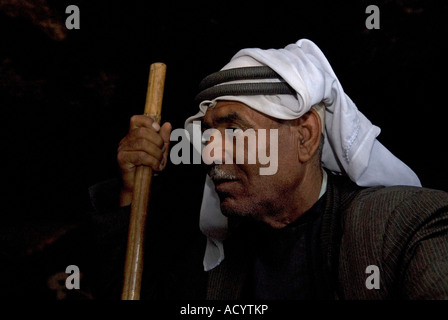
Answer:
[208,166,237,181]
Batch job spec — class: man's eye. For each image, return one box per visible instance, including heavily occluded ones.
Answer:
[201,129,219,144]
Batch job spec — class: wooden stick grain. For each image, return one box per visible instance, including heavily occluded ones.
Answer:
[121,63,166,300]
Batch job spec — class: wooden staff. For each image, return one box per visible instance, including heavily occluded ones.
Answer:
[121,62,167,300]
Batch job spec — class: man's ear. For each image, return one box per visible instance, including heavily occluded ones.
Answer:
[296,108,322,163]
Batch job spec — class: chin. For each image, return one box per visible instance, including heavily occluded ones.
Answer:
[218,197,243,216]
[218,196,256,219]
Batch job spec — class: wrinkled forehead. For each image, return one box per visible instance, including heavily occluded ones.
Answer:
[202,100,285,129]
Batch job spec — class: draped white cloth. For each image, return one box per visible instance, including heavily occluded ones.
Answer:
[185,39,421,271]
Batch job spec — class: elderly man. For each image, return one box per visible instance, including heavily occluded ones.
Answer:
[115,39,448,299]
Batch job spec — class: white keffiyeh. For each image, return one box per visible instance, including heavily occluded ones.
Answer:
[185,39,421,271]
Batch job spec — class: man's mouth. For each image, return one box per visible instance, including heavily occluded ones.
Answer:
[213,179,240,199]
[213,177,237,186]
[208,166,238,186]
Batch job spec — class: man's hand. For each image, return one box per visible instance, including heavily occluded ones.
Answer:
[117,115,172,206]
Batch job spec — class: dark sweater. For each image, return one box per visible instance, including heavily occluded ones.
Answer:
[205,173,448,300]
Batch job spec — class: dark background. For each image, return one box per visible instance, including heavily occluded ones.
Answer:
[0,0,447,300]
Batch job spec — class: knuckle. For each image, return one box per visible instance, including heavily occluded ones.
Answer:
[137,152,153,167]
[118,136,128,150]
[117,151,127,166]
[140,152,160,169]
[132,130,163,151]
[130,115,140,124]
[135,127,148,137]
[136,151,145,164]
[135,137,148,150]
[154,134,164,148]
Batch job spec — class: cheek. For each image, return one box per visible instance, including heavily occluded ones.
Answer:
[238,134,299,183]
[255,140,301,191]
[227,130,300,194]
[236,165,285,197]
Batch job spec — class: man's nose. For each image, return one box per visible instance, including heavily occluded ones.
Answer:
[202,129,234,165]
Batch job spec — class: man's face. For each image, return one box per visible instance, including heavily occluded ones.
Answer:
[202,101,305,226]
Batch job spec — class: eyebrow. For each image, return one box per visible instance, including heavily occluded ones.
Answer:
[202,112,253,129]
